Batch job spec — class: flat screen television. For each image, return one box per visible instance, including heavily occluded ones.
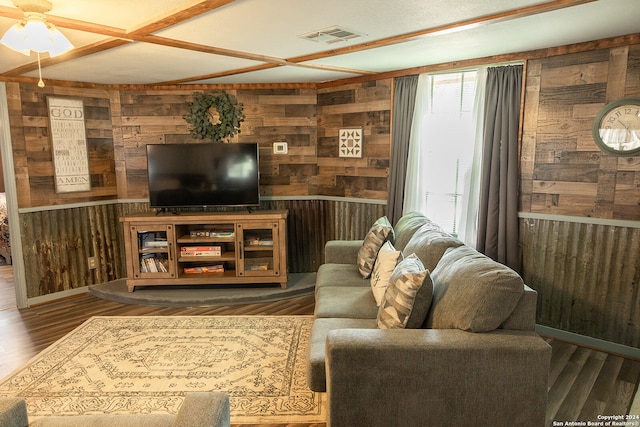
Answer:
[146,143,260,210]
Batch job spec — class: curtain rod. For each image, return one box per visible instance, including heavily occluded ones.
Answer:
[424,60,525,76]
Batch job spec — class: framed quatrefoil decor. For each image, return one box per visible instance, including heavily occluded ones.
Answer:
[339,127,363,158]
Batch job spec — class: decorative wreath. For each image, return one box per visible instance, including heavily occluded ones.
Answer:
[184,91,245,142]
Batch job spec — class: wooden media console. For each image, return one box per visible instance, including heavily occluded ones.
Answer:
[120,210,288,292]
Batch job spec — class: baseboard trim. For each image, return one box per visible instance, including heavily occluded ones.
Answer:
[27,286,89,307]
[536,325,640,361]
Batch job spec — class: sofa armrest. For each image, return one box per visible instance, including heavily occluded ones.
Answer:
[325,329,550,427]
[0,398,28,427]
[324,240,363,264]
[172,392,230,427]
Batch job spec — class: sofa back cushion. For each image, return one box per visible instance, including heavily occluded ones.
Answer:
[401,222,463,272]
[425,246,524,332]
[392,212,430,252]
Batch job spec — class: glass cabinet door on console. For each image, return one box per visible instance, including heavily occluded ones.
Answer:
[236,221,282,278]
[128,224,176,279]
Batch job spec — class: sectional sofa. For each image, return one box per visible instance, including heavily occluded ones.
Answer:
[307,212,552,427]
[0,392,230,427]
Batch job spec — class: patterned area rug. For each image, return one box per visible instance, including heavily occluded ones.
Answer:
[0,315,325,424]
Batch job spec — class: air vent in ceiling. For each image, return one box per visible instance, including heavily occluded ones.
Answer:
[298,26,365,44]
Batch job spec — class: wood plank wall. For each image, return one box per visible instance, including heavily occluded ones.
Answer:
[114,88,319,199]
[521,45,640,217]
[520,44,640,347]
[7,81,390,298]
[237,89,318,197]
[6,83,117,208]
[317,80,392,198]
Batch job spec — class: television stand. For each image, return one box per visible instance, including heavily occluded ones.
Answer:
[120,210,288,292]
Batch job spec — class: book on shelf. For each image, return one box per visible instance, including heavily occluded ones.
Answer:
[183,264,224,274]
[189,230,235,238]
[246,262,270,271]
[181,246,222,251]
[181,251,222,257]
[143,240,168,249]
[180,246,223,257]
[245,237,274,246]
[140,257,168,273]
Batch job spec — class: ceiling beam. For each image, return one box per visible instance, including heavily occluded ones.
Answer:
[1,39,131,77]
[127,0,236,35]
[158,64,279,86]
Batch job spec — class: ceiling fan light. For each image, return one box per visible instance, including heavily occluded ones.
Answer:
[0,1,74,57]
[47,26,73,57]
[0,22,31,56]
[22,16,54,53]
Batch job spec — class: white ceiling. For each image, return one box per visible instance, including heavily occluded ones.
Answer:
[0,0,638,86]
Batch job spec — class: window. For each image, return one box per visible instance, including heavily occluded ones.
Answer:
[421,71,478,237]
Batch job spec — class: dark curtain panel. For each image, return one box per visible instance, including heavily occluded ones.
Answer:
[387,75,419,225]
[476,65,523,272]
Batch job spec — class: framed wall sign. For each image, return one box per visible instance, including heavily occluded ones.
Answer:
[47,97,91,193]
[339,127,363,158]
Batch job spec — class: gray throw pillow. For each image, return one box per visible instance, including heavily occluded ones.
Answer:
[370,241,402,306]
[426,246,524,332]
[357,216,394,279]
[377,253,433,329]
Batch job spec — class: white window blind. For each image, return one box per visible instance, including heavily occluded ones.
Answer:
[422,71,478,237]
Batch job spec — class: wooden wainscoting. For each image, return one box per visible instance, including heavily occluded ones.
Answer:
[521,216,640,349]
[20,203,127,298]
[17,198,386,299]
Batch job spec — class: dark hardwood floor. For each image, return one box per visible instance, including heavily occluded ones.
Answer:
[0,264,638,427]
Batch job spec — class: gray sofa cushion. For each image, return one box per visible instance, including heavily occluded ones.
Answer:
[324,240,363,264]
[315,286,379,319]
[173,392,231,427]
[402,222,463,272]
[377,254,433,329]
[392,211,430,252]
[500,284,537,331]
[30,414,176,427]
[426,246,524,332]
[22,392,231,427]
[357,216,394,278]
[307,317,378,392]
[0,398,27,427]
[315,263,368,294]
